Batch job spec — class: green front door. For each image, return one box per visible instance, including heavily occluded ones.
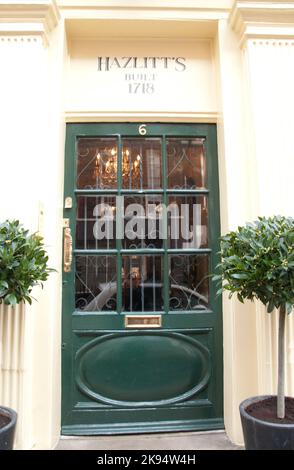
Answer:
[62,123,223,435]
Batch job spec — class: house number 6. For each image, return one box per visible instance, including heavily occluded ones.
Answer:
[139,124,147,135]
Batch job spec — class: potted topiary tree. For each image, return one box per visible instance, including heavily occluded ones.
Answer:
[214,215,294,450]
[0,220,53,450]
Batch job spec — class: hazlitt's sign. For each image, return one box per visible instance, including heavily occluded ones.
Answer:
[67,40,216,113]
[97,56,186,72]
[97,56,186,95]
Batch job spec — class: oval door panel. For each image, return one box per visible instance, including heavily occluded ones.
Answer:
[76,332,211,406]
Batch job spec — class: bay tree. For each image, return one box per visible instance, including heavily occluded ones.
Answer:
[214,216,294,419]
[0,220,53,306]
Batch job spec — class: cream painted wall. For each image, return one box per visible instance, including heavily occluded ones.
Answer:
[243,37,294,416]
[0,6,66,449]
[216,20,259,445]
[216,21,294,445]
[0,0,294,450]
[0,37,47,229]
[0,34,50,450]
[28,21,66,450]
[246,39,294,218]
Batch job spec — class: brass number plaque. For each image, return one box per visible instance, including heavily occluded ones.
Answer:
[125,315,162,328]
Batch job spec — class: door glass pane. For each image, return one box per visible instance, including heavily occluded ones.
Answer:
[122,195,163,249]
[167,195,208,249]
[122,255,163,312]
[76,196,116,250]
[122,138,162,189]
[74,133,211,316]
[167,138,206,189]
[169,255,209,311]
[75,255,117,311]
[77,137,118,189]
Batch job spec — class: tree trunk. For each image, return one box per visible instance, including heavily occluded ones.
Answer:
[277,304,286,419]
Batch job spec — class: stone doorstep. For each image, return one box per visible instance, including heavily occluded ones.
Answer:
[55,431,243,451]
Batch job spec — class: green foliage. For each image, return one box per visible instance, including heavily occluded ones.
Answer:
[0,220,53,306]
[214,216,294,314]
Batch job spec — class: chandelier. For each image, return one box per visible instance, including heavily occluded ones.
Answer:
[94,147,141,188]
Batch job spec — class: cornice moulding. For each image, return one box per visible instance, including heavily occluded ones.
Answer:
[230,1,294,46]
[58,1,232,11]
[65,110,218,123]
[0,1,60,45]
[58,0,231,23]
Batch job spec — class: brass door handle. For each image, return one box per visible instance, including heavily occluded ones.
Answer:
[63,227,73,272]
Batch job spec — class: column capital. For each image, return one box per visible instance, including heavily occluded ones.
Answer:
[230,1,294,46]
[0,1,60,45]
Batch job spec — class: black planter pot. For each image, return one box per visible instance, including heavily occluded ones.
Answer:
[240,395,294,450]
[0,406,17,450]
